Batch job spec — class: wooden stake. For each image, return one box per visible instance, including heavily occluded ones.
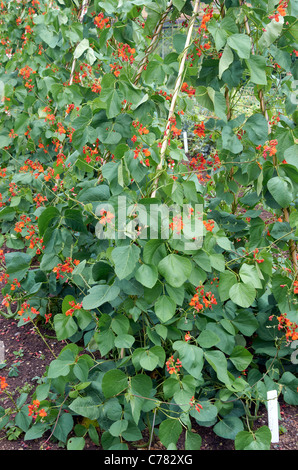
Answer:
[133,1,173,85]
[151,0,201,197]
[69,0,90,86]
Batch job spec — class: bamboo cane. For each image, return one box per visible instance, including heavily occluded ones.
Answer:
[239,0,297,276]
[69,0,90,86]
[151,0,201,197]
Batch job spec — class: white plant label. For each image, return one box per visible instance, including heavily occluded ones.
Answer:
[267,390,279,443]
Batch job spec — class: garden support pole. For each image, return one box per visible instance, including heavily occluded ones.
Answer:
[69,0,90,86]
[151,0,201,197]
[133,1,173,85]
[98,2,174,186]
[240,1,298,277]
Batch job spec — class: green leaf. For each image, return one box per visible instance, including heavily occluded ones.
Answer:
[47,349,75,379]
[111,315,130,335]
[102,369,128,398]
[173,0,186,11]
[229,282,256,308]
[93,329,115,357]
[218,271,237,301]
[185,430,202,450]
[135,263,158,288]
[158,419,182,448]
[229,346,253,371]
[227,34,251,59]
[106,89,122,119]
[109,420,128,437]
[204,350,231,386]
[190,400,218,423]
[5,252,31,282]
[197,330,220,348]
[239,263,262,289]
[67,437,86,450]
[154,295,176,322]
[143,61,165,84]
[52,413,74,444]
[232,311,259,336]
[219,44,234,78]
[0,134,12,149]
[82,284,120,309]
[129,374,153,424]
[54,314,78,341]
[112,245,141,280]
[244,113,269,146]
[259,17,284,50]
[267,176,294,208]
[173,341,204,379]
[74,38,89,59]
[114,334,135,349]
[235,426,272,450]
[24,423,48,441]
[158,254,192,287]
[221,125,243,154]
[209,253,226,272]
[73,357,91,382]
[139,349,159,371]
[64,209,87,232]
[246,56,267,85]
[214,416,244,440]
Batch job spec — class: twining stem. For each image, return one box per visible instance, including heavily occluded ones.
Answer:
[69,0,90,86]
[240,0,297,276]
[133,1,174,85]
[97,2,174,184]
[283,207,298,277]
[151,0,201,197]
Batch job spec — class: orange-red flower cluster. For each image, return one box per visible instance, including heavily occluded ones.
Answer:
[199,5,213,33]
[19,65,36,92]
[33,193,47,208]
[28,399,47,419]
[169,215,184,235]
[166,356,182,375]
[65,300,83,316]
[0,376,8,392]
[115,43,136,64]
[189,396,203,413]
[269,0,288,21]
[189,285,217,312]
[10,278,21,291]
[99,209,115,226]
[276,313,298,341]
[0,168,7,178]
[261,139,278,159]
[156,89,173,101]
[109,62,123,77]
[94,12,111,29]
[203,219,215,232]
[53,258,80,280]
[132,120,149,136]
[19,159,44,178]
[14,215,44,252]
[17,301,40,322]
[194,122,205,138]
[181,82,195,97]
